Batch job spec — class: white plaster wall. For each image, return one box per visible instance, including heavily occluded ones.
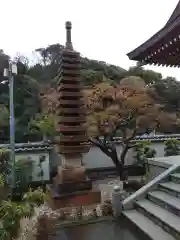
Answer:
[14,141,166,182]
[83,141,165,169]
[15,152,50,182]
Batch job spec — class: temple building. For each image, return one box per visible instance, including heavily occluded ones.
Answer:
[127,1,180,67]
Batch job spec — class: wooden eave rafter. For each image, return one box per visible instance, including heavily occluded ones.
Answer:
[127,1,180,67]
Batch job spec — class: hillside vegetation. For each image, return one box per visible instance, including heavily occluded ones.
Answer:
[0,44,180,143]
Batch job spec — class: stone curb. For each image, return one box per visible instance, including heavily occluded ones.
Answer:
[54,216,114,229]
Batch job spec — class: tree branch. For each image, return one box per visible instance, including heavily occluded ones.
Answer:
[89,137,111,157]
[127,144,136,149]
[89,137,119,165]
[109,113,136,141]
[125,128,137,143]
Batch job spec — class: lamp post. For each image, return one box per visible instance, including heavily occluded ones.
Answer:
[3,61,17,190]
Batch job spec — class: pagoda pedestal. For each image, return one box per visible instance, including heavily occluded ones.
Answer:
[47,154,101,209]
[47,165,101,209]
[47,21,101,209]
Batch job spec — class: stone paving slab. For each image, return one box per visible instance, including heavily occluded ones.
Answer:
[53,221,140,240]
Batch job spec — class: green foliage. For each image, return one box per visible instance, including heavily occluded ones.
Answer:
[0,156,44,239]
[0,200,34,239]
[126,66,162,85]
[0,44,179,143]
[37,155,46,183]
[152,77,180,111]
[164,139,180,156]
[0,174,4,186]
[0,53,41,143]
[135,141,156,164]
[14,157,33,195]
[0,106,9,127]
[23,187,45,206]
[81,58,127,84]
[134,141,156,181]
[28,113,55,140]
[0,148,10,181]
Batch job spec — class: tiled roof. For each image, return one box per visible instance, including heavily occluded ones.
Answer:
[165,1,180,27]
[0,135,180,153]
[0,141,52,152]
[114,134,180,143]
[127,1,180,67]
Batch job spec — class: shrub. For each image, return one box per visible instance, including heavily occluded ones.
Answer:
[164,139,180,156]
[0,148,10,183]
[23,188,45,206]
[0,200,34,239]
[0,174,4,187]
[134,140,156,181]
[12,157,34,199]
[135,141,156,164]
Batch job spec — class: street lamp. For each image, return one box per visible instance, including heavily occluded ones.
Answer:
[3,61,17,190]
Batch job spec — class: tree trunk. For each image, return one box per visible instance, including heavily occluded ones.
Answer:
[89,138,124,180]
[120,144,129,165]
[109,152,123,180]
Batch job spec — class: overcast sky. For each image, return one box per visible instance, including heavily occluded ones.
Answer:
[1,0,180,79]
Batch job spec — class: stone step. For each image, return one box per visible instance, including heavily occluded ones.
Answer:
[171,173,180,184]
[147,190,180,217]
[159,182,180,198]
[123,209,176,240]
[136,199,180,239]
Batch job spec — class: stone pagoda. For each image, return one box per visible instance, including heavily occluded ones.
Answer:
[48,21,101,209]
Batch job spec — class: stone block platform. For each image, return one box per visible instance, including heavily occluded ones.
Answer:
[47,185,101,210]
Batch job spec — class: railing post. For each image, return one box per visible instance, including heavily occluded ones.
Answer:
[112,185,124,218]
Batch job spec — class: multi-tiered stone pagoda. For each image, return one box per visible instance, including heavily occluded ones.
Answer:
[48,22,101,209]
[57,21,89,159]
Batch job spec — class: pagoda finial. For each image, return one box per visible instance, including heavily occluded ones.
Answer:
[65,21,73,50]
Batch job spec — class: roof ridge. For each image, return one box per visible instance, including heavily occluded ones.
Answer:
[165,0,180,26]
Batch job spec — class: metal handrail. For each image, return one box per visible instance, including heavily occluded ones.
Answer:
[122,164,180,210]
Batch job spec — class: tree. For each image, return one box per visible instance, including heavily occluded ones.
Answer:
[28,114,55,141]
[126,66,162,85]
[13,60,41,142]
[30,44,127,86]
[0,106,9,142]
[151,76,180,111]
[85,78,161,179]
[0,45,179,143]
[0,51,42,142]
[0,106,9,126]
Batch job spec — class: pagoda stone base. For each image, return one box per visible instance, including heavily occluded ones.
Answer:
[56,166,86,183]
[47,185,101,209]
[47,164,101,209]
[56,179,92,194]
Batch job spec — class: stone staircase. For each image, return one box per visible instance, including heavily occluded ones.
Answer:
[123,172,180,240]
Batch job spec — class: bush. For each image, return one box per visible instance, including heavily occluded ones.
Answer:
[0,200,34,239]
[0,174,4,187]
[23,187,45,206]
[134,140,156,181]
[135,141,156,164]
[164,139,180,156]
[0,148,10,183]
[12,157,34,199]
